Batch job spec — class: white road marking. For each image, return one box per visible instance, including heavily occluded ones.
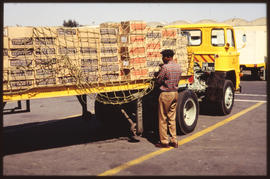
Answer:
[235,94,266,97]
[234,99,267,103]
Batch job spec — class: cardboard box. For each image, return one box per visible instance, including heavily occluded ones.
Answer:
[35,68,57,79]
[81,74,99,83]
[80,58,98,66]
[81,65,99,73]
[57,27,77,36]
[146,51,162,58]
[57,37,79,47]
[58,47,78,55]
[35,47,56,56]
[146,42,161,50]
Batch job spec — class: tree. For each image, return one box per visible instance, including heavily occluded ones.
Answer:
[63,20,79,27]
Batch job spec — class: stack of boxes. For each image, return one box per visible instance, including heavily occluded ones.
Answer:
[145,27,163,78]
[119,21,148,80]
[77,27,100,84]
[4,27,35,91]
[3,22,191,93]
[33,27,58,87]
[99,27,120,82]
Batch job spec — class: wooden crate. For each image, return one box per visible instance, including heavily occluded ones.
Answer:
[101,73,120,82]
[121,21,147,34]
[34,37,56,46]
[146,42,161,50]
[77,27,100,38]
[9,79,34,90]
[120,46,146,57]
[58,47,78,55]
[7,26,33,38]
[162,28,178,38]
[56,37,79,47]
[57,76,77,86]
[119,34,145,44]
[100,28,118,36]
[79,38,100,47]
[36,78,57,87]
[35,68,57,79]
[80,58,98,66]
[35,47,57,56]
[35,57,57,67]
[57,27,77,36]
[146,50,162,58]
[9,37,33,48]
[81,73,99,83]
[8,58,34,69]
[100,64,120,73]
[100,55,120,63]
[100,46,118,57]
[81,65,99,74]
[9,48,34,58]
[9,69,35,81]
[33,27,57,37]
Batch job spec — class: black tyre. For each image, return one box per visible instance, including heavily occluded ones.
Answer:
[217,80,234,115]
[176,90,199,134]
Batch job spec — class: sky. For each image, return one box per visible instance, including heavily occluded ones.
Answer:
[3,3,267,27]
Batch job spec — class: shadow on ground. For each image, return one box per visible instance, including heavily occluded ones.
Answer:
[3,114,135,156]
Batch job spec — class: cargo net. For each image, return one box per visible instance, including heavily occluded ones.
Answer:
[3,21,190,105]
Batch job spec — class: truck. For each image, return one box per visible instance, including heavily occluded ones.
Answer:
[234,25,267,80]
[2,22,241,138]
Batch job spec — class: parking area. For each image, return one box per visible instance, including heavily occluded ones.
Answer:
[2,80,267,176]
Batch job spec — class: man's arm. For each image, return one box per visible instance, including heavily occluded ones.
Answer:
[156,66,167,85]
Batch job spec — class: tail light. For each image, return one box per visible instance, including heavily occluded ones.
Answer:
[188,75,194,83]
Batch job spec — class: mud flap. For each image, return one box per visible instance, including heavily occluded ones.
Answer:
[206,73,225,102]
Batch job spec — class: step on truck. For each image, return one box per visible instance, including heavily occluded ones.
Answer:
[2,22,241,138]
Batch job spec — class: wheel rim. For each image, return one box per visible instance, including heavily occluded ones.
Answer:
[183,99,197,126]
[224,86,233,109]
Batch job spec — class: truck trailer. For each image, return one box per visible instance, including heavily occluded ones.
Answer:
[2,21,242,137]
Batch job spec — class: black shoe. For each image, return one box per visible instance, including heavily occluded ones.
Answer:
[169,142,178,148]
[155,142,170,148]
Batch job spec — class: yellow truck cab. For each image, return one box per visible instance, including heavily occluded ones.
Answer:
[166,23,241,115]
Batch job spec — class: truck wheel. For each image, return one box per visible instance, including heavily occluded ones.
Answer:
[217,80,234,115]
[176,90,199,134]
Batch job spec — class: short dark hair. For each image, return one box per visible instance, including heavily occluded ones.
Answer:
[160,49,175,58]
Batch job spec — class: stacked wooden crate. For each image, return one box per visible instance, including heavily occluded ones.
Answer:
[145,27,163,78]
[161,28,190,76]
[99,27,121,82]
[119,21,148,80]
[4,27,35,91]
[77,27,100,84]
[33,27,58,87]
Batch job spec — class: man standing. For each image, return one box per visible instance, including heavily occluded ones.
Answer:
[155,49,182,148]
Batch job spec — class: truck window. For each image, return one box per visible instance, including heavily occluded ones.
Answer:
[181,30,201,46]
[227,29,235,47]
[211,29,225,46]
